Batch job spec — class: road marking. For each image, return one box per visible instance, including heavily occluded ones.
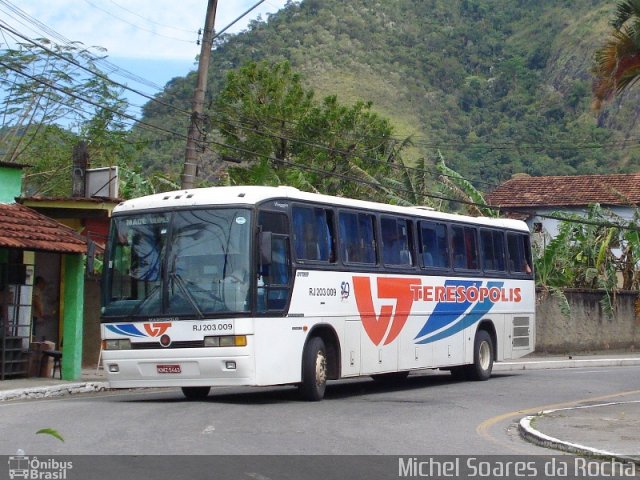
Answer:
[476,389,640,454]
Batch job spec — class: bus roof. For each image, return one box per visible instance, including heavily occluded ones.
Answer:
[113,185,529,232]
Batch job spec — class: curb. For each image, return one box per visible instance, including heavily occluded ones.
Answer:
[519,402,640,466]
[0,382,109,402]
[495,357,640,371]
[1,358,639,402]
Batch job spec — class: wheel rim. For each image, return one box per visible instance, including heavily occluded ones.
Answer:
[479,340,491,371]
[315,350,327,386]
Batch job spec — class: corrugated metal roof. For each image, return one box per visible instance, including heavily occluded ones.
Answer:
[20,195,121,204]
[486,174,640,208]
[0,203,87,253]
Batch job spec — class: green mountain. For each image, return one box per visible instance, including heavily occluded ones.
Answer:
[136,0,640,189]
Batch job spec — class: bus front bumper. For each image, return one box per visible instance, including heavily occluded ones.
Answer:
[102,348,255,388]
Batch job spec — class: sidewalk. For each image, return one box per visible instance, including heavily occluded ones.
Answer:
[0,368,108,402]
[520,398,640,465]
[1,353,639,463]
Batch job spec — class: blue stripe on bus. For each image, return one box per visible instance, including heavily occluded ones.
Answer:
[414,280,504,344]
[106,324,147,337]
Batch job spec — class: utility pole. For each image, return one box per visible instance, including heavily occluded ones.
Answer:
[181,0,218,189]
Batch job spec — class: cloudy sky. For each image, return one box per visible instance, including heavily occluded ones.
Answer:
[4,0,289,93]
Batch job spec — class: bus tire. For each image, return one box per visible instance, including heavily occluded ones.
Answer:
[449,366,467,381]
[466,330,493,381]
[181,386,211,400]
[299,337,327,401]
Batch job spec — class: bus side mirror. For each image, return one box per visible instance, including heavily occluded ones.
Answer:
[259,231,272,267]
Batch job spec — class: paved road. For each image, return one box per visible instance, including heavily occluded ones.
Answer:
[1,365,638,457]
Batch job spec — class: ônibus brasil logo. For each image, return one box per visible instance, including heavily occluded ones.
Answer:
[106,322,172,337]
[353,277,521,346]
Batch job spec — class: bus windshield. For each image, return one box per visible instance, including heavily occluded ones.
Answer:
[102,208,252,319]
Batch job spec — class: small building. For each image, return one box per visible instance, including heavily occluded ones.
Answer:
[0,162,87,380]
[18,164,120,368]
[18,195,119,368]
[486,173,640,239]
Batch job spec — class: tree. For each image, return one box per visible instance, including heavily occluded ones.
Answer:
[211,60,405,201]
[592,0,640,109]
[292,95,397,199]
[534,204,628,317]
[212,60,314,184]
[435,152,499,217]
[0,38,136,196]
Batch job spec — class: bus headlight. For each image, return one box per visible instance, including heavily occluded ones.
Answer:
[103,339,131,350]
[204,335,247,347]
[203,336,220,347]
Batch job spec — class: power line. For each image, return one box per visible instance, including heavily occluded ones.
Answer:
[82,0,195,44]
[212,0,267,39]
[208,114,503,189]
[0,0,165,91]
[0,58,190,141]
[106,0,197,34]
[204,134,497,210]
[7,53,639,233]
[0,21,192,119]
[206,101,640,163]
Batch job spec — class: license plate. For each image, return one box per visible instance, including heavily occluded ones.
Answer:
[157,364,181,374]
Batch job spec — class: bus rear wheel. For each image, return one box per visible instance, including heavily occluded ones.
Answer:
[299,337,327,401]
[466,330,494,381]
[181,386,211,400]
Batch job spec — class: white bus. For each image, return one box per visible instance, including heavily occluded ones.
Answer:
[101,186,535,401]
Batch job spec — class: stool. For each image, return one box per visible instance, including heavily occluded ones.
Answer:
[41,350,62,379]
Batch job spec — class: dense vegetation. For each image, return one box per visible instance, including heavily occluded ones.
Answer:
[5,0,640,302]
[6,0,640,200]
[135,0,640,189]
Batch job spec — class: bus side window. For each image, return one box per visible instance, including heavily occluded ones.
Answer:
[507,232,532,274]
[257,211,291,312]
[452,225,479,270]
[381,217,412,266]
[292,206,335,263]
[339,211,376,264]
[452,226,467,268]
[480,229,506,272]
[266,237,290,309]
[419,221,449,269]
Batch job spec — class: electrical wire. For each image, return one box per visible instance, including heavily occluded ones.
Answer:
[106,0,198,34]
[82,0,195,44]
[207,114,503,189]
[6,55,639,233]
[0,0,165,91]
[0,58,190,142]
[0,21,191,119]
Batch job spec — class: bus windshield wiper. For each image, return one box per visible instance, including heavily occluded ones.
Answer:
[170,272,204,319]
[128,283,161,317]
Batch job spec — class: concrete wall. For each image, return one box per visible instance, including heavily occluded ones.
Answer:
[536,289,640,353]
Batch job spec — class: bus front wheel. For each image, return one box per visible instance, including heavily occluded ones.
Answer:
[299,337,327,401]
[466,330,494,381]
[182,386,211,400]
